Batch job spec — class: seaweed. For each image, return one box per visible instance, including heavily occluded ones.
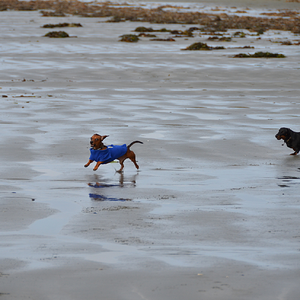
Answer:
[270,39,300,45]
[173,29,194,37]
[106,16,126,22]
[234,46,255,49]
[233,31,246,38]
[41,11,66,17]
[150,38,175,42]
[208,36,232,42]
[260,11,299,17]
[220,36,232,42]
[280,40,300,45]
[207,36,218,40]
[42,23,82,28]
[281,40,293,45]
[256,28,265,35]
[138,33,157,37]
[2,1,300,34]
[119,34,139,42]
[135,27,194,38]
[183,42,210,50]
[44,31,69,38]
[182,42,225,51]
[233,52,286,58]
[156,28,171,32]
[134,27,154,32]
[134,27,171,33]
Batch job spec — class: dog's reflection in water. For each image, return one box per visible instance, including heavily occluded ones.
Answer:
[88,173,138,201]
[89,193,129,201]
[88,172,138,188]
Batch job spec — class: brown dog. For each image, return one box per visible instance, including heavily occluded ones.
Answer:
[84,134,143,172]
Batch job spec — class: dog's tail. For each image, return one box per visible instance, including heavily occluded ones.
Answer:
[128,141,143,149]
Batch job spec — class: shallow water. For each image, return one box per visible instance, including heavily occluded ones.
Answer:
[0,5,300,273]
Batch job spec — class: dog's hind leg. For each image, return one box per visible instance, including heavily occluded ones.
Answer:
[128,151,139,170]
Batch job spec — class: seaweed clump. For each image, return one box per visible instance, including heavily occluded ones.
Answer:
[233,52,286,58]
[281,40,293,45]
[234,45,255,49]
[208,36,232,42]
[233,31,246,38]
[44,31,69,38]
[134,26,195,37]
[150,38,175,42]
[134,27,154,32]
[183,42,225,51]
[138,33,157,38]
[134,27,171,33]
[42,23,82,28]
[1,1,300,34]
[119,34,139,42]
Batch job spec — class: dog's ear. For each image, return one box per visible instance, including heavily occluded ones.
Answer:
[282,128,290,136]
[101,135,109,141]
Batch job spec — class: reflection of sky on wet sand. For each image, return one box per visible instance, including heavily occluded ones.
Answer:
[88,172,138,200]
[0,4,300,273]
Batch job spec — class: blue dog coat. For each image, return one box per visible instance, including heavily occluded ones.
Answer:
[89,144,127,164]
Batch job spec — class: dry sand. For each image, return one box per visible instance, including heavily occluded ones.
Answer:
[0,0,300,299]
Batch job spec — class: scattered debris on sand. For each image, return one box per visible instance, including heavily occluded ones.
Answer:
[0,1,299,34]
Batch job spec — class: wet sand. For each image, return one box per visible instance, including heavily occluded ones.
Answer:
[1,0,300,299]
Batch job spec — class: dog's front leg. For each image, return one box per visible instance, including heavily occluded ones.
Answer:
[93,161,103,171]
[84,159,94,168]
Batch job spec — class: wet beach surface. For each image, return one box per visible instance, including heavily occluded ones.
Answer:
[0,1,300,299]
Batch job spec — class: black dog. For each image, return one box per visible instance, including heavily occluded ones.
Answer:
[275,127,300,155]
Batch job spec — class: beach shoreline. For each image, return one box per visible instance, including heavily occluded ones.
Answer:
[133,0,300,9]
[1,0,300,299]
